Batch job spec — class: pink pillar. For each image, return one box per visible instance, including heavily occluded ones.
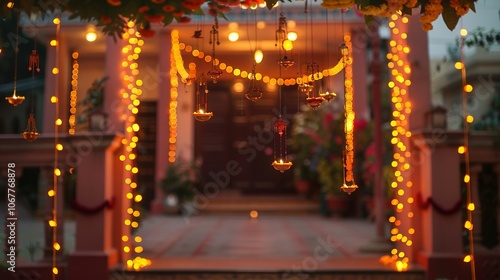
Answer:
[67,133,123,280]
[413,133,468,279]
[102,36,131,264]
[151,30,172,214]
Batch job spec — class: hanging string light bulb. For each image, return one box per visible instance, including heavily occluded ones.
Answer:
[207,18,222,83]
[276,12,294,69]
[6,13,25,106]
[193,74,213,122]
[245,63,263,102]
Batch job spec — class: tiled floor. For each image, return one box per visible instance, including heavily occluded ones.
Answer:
[136,214,393,271]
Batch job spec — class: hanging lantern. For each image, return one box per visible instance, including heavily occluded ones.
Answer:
[207,21,222,83]
[320,91,337,102]
[6,90,25,106]
[276,13,294,69]
[245,65,263,102]
[193,74,213,122]
[22,113,40,142]
[28,50,41,72]
[272,117,292,173]
[304,62,324,110]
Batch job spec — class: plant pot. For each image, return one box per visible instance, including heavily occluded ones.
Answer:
[326,194,350,217]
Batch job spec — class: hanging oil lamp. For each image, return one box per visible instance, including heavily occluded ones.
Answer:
[6,15,25,106]
[245,63,263,102]
[272,117,292,173]
[193,74,213,122]
[320,91,337,102]
[276,13,294,69]
[22,113,40,142]
[207,19,222,83]
[304,62,324,110]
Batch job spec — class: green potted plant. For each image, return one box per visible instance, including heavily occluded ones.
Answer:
[77,76,108,131]
[160,158,201,214]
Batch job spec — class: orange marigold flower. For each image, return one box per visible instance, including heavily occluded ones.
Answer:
[138,6,150,13]
[145,14,165,23]
[107,0,121,6]
[162,5,175,12]
[138,27,155,38]
[179,16,191,23]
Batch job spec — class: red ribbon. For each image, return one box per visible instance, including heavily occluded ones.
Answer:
[416,192,462,215]
[71,197,115,215]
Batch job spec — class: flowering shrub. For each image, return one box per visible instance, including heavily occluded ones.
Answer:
[2,0,477,39]
[291,103,372,195]
[320,0,477,31]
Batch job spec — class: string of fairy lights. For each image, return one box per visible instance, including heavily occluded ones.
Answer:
[50,15,62,278]
[386,13,414,272]
[457,25,476,279]
[118,21,151,270]
[2,3,480,277]
[68,51,78,135]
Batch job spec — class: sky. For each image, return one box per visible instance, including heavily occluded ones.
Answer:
[427,0,500,59]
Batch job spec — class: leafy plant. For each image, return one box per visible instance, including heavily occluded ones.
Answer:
[77,76,107,124]
[160,158,202,203]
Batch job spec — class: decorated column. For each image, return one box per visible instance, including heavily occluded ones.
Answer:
[67,133,123,280]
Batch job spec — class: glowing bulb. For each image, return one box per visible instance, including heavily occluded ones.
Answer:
[48,190,55,197]
[467,203,475,211]
[228,32,239,42]
[54,242,61,250]
[460,29,468,36]
[287,31,298,41]
[463,255,471,262]
[282,39,293,51]
[254,50,263,64]
[86,31,97,42]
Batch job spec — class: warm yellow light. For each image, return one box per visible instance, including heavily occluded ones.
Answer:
[48,190,55,197]
[86,31,97,42]
[53,18,60,25]
[454,62,463,70]
[56,143,63,151]
[463,255,471,262]
[54,242,61,250]
[287,31,298,41]
[464,84,473,92]
[54,168,61,176]
[7,2,14,8]
[250,210,258,218]
[52,67,59,74]
[466,115,474,123]
[126,193,133,199]
[131,221,139,228]
[464,174,470,183]
[458,146,465,154]
[124,246,130,253]
[135,246,144,253]
[135,194,143,202]
[254,50,264,64]
[55,118,62,126]
[460,29,468,37]
[468,203,475,211]
[135,236,142,243]
[49,220,57,227]
[228,32,239,42]
[50,40,57,46]
[464,221,473,230]
[282,39,293,51]
[52,267,58,275]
